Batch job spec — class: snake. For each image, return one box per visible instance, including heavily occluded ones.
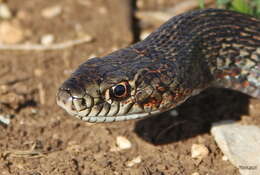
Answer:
[56,8,260,123]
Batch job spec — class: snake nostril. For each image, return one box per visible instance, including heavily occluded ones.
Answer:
[56,88,75,112]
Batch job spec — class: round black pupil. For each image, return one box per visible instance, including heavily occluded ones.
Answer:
[114,85,125,96]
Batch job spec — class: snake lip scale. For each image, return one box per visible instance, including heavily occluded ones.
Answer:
[57,8,260,123]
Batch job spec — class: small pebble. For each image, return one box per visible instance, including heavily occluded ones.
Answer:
[126,156,142,167]
[110,46,119,52]
[0,85,8,94]
[88,54,97,59]
[191,144,209,160]
[31,109,38,115]
[42,5,62,18]
[66,142,82,153]
[0,114,11,125]
[40,34,55,45]
[63,69,73,75]
[137,0,144,8]
[222,155,228,161]
[140,31,151,40]
[0,21,24,44]
[116,136,132,150]
[0,3,12,19]
[191,173,200,175]
[170,109,179,117]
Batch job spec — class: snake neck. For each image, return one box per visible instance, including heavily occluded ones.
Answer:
[135,9,260,98]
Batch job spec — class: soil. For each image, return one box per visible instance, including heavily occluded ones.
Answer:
[1,0,260,175]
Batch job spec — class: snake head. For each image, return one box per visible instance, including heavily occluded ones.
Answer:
[56,48,182,122]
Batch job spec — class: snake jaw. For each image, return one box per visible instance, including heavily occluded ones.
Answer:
[56,78,162,122]
[78,110,162,123]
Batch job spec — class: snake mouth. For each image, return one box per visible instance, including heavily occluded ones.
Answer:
[75,110,161,123]
[57,86,161,122]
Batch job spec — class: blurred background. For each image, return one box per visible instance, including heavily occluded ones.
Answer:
[0,0,259,174]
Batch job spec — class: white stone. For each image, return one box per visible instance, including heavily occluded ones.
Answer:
[0,3,12,19]
[170,109,179,117]
[191,173,200,175]
[40,34,55,45]
[191,144,209,160]
[126,156,142,167]
[0,114,11,125]
[222,155,228,161]
[140,31,151,40]
[41,5,62,19]
[116,136,132,150]
[211,121,260,175]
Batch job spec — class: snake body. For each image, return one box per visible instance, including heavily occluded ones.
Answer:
[57,9,260,123]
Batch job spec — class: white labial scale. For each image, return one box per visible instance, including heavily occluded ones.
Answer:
[117,102,134,116]
[88,117,97,123]
[80,110,161,123]
[98,103,110,116]
[87,105,102,117]
[84,95,94,108]
[106,101,119,116]
[78,108,91,117]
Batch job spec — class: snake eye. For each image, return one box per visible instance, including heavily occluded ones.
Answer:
[114,85,126,96]
[110,82,130,99]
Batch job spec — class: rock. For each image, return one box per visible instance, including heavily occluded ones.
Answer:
[211,121,260,175]
[136,0,144,9]
[191,144,209,160]
[0,114,12,126]
[169,109,179,117]
[0,21,24,44]
[41,5,62,19]
[140,31,151,40]
[40,34,55,45]
[0,3,12,19]
[0,84,8,94]
[116,136,132,150]
[222,155,228,161]
[126,156,142,167]
[191,173,200,175]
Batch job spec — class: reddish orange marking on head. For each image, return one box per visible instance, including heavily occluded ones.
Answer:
[242,81,250,88]
[143,98,161,108]
[148,69,162,74]
[216,69,240,79]
[157,86,166,92]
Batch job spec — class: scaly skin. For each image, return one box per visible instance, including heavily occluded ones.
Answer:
[56,9,260,123]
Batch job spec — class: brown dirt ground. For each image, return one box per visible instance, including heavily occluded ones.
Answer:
[1,0,260,175]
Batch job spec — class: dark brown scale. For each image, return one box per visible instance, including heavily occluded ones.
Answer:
[57,9,260,123]
[135,9,260,97]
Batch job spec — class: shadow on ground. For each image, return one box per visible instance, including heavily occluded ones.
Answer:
[134,88,250,145]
